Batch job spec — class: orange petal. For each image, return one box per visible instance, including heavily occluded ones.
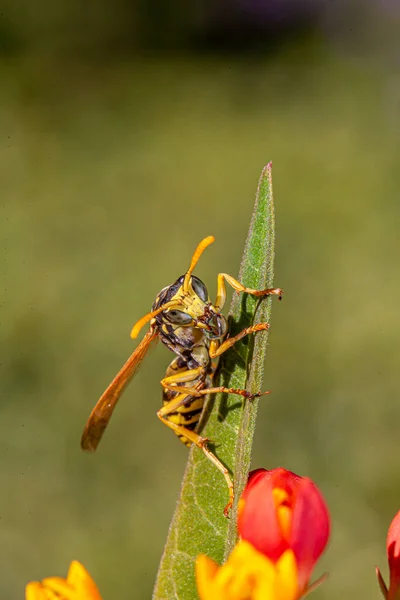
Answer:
[67,561,102,600]
[25,582,59,600]
[196,541,300,600]
[196,555,220,600]
[26,561,102,600]
[41,577,75,600]
[25,582,46,600]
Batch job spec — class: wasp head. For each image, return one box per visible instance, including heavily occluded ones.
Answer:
[130,236,227,341]
[153,275,227,341]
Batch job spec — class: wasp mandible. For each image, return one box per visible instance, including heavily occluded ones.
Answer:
[81,236,282,515]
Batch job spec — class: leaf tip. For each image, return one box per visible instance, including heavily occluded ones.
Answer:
[259,162,272,178]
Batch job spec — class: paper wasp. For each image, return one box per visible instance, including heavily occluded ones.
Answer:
[81,236,282,515]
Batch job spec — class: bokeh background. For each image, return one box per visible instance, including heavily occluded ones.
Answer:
[2,1,400,598]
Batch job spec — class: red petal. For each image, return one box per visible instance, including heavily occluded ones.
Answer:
[246,468,270,490]
[387,511,400,595]
[289,477,330,588]
[238,470,287,561]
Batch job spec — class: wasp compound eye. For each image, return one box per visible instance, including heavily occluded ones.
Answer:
[164,310,193,325]
[191,276,208,302]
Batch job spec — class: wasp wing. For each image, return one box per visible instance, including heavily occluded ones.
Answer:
[81,328,158,451]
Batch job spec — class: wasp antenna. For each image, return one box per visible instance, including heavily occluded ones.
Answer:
[130,301,179,339]
[183,236,215,293]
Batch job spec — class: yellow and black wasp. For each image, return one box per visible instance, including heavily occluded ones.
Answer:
[81,236,282,514]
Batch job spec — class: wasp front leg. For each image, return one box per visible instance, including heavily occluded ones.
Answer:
[209,322,270,358]
[156,391,234,516]
[214,272,283,311]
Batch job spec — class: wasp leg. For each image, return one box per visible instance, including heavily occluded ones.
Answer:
[209,322,270,358]
[161,369,267,400]
[162,383,269,401]
[157,392,234,516]
[215,272,283,310]
[160,367,205,388]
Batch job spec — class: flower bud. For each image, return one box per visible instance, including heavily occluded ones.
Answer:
[238,468,330,592]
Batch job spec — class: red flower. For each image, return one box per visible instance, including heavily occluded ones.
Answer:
[238,468,330,593]
[377,510,400,600]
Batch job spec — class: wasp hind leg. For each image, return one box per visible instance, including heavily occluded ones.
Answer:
[157,393,234,517]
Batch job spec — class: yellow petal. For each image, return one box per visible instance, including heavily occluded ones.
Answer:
[273,487,292,539]
[67,561,102,600]
[274,550,299,600]
[277,505,292,540]
[25,583,46,600]
[26,561,102,600]
[25,583,59,600]
[196,541,300,600]
[273,487,290,507]
[41,577,75,600]
[196,555,221,600]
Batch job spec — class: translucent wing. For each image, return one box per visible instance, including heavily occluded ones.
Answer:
[81,328,158,451]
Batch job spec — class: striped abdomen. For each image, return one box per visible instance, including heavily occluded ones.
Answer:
[162,356,209,447]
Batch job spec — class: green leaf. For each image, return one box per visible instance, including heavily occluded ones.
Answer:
[153,163,279,600]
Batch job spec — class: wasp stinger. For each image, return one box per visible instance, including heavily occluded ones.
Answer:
[81,236,282,515]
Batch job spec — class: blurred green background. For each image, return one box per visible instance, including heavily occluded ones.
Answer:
[2,1,400,598]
